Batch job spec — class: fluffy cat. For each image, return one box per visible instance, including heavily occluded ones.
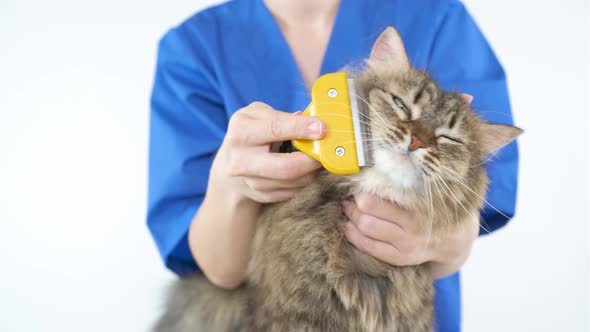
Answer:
[154,27,522,332]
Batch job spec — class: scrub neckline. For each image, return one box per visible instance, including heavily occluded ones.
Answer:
[248,0,372,112]
[256,0,344,95]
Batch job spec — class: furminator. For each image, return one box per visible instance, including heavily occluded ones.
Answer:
[292,72,371,175]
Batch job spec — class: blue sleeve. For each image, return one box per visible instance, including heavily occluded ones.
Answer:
[147,23,227,276]
[426,1,520,234]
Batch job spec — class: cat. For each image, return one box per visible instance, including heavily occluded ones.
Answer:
[154,26,522,332]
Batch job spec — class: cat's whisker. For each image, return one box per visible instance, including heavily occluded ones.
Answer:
[469,150,501,168]
[429,171,488,231]
[437,170,491,234]
[470,109,515,119]
[422,171,449,223]
[332,138,386,149]
[428,175,455,227]
[437,174,491,233]
[311,109,385,132]
[423,179,434,248]
[350,93,370,105]
[349,95,400,133]
[352,95,400,133]
[437,165,511,221]
[431,167,493,232]
[351,94,375,115]
[366,108,398,133]
[291,98,401,139]
[323,130,357,133]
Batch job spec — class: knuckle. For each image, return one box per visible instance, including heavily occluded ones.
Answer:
[269,116,282,139]
[257,192,274,203]
[357,215,374,234]
[416,235,428,248]
[399,236,417,253]
[298,173,316,186]
[263,191,289,203]
[229,109,247,125]
[397,254,414,266]
[248,180,265,192]
[356,193,375,212]
[294,117,310,136]
[227,114,247,144]
[278,160,297,179]
[405,231,418,244]
[248,101,266,110]
[228,155,245,176]
[360,236,375,252]
[412,232,428,249]
[266,194,279,203]
[225,132,241,146]
[279,191,295,202]
[397,258,410,266]
[406,248,422,265]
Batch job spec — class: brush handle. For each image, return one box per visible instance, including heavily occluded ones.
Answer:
[291,73,360,175]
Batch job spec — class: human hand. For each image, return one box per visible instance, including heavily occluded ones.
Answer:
[212,102,326,204]
[341,193,480,279]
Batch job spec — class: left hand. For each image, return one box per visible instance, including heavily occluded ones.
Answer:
[341,192,480,279]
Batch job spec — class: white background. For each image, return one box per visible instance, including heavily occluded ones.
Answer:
[0,0,588,331]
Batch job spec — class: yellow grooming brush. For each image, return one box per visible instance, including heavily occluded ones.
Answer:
[292,72,370,175]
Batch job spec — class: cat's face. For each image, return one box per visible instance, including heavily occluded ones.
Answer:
[355,27,521,190]
[362,73,475,189]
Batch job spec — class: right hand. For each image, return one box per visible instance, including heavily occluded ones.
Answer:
[212,102,326,204]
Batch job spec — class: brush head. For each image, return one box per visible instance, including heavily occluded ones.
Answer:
[291,73,372,175]
[347,78,372,167]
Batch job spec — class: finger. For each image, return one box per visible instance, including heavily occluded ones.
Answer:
[353,193,415,231]
[344,222,412,266]
[250,188,299,204]
[245,171,317,191]
[341,200,406,245]
[341,198,362,224]
[460,93,473,105]
[237,152,322,180]
[245,106,326,144]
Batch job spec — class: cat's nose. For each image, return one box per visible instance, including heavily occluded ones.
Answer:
[409,136,426,151]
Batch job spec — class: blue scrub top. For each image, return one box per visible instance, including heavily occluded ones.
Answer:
[148,0,519,331]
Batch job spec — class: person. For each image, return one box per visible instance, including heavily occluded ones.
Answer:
[147,0,519,330]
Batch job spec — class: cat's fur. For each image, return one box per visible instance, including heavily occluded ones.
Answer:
[155,27,522,332]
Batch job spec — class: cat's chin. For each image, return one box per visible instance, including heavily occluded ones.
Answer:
[351,148,425,209]
[373,148,422,189]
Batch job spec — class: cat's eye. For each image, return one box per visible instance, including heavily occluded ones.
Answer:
[437,135,464,145]
[392,95,408,111]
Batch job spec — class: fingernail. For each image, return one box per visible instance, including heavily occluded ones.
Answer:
[308,121,322,138]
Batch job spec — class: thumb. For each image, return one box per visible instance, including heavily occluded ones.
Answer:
[255,109,326,143]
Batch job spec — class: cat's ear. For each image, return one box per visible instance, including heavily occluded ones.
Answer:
[460,93,474,105]
[479,123,523,154]
[369,26,409,68]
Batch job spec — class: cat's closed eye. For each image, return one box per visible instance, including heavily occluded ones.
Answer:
[436,134,463,145]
